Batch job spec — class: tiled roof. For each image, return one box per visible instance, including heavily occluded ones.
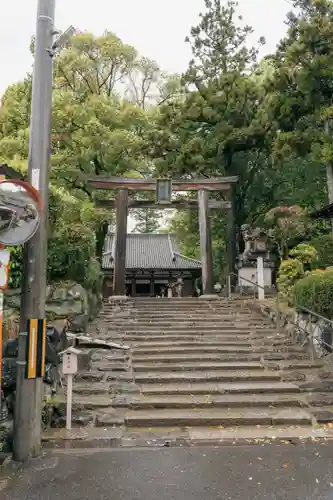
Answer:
[102,233,202,270]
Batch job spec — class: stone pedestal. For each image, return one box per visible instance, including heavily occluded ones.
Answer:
[238,263,273,289]
[199,294,220,300]
[109,295,129,301]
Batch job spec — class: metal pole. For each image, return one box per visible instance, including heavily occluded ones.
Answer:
[13,0,55,461]
[66,374,73,430]
[0,175,6,422]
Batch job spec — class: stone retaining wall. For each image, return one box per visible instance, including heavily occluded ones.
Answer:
[4,281,102,338]
[248,299,333,359]
[0,281,102,457]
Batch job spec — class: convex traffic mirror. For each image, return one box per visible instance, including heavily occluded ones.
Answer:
[0,180,41,246]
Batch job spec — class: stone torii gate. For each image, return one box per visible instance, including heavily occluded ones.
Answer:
[89,176,238,297]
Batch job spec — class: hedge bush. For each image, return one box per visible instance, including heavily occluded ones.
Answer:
[289,243,318,265]
[308,234,333,269]
[276,243,318,303]
[277,258,304,303]
[294,268,333,318]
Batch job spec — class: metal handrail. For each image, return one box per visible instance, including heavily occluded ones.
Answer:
[226,271,333,358]
[228,271,265,290]
[294,304,333,327]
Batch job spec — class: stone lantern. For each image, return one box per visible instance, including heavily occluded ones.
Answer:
[238,225,273,297]
[251,231,267,257]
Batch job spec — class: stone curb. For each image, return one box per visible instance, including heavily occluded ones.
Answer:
[40,424,332,450]
[41,434,333,450]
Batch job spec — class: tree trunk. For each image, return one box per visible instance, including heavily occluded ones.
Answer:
[95,221,109,262]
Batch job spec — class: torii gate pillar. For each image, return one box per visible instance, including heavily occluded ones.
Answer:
[198,190,214,296]
[113,189,128,297]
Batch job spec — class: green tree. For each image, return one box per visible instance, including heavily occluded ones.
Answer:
[8,184,103,290]
[150,0,280,230]
[263,205,310,259]
[0,31,161,257]
[166,209,200,259]
[269,0,333,205]
[132,208,161,233]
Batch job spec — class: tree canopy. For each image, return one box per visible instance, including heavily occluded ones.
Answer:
[1,0,332,286]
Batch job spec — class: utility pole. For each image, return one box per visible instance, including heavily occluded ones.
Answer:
[13,0,55,461]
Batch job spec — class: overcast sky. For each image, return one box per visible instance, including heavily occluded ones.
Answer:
[1,0,290,97]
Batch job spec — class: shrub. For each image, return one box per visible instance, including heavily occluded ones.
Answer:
[294,268,333,318]
[276,243,318,303]
[277,258,304,303]
[289,243,318,266]
[308,234,333,269]
[8,246,23,289]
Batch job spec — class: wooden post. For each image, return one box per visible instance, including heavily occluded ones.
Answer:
[131,278,136,297]
[113,189,128,296]
[226,186,237,287]
[150,272,154,297]
[198,190,214,295]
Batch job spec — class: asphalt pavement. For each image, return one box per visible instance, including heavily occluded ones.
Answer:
[1,443,333,499]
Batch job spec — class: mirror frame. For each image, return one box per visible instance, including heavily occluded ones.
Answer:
[0,179,42,246]
[0,179,42,208]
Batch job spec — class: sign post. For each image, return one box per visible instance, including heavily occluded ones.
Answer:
[61,347,80,430]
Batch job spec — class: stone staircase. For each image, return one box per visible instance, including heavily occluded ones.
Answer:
[49,297,333,443]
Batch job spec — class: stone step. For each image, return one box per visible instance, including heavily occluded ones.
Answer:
[132,352,308,362]
[129,341,290,350]
[109,306,255,310]
[112,393,304,409]
[101,312,258,317]
[106,329,278,336]
[108,334,288,343]
[133,345,251,354]
[305,392,333,406]
[127,299,235,304]
[107,327,277,333]
[107,309,254,314]
[140,381,300,395]
[307,406,333,424]
[105,315,258,321]
[72,396,113,410]
[109,317,260,323]
[265,360,324,371]
[129,298,222,301]
[108,324,270,331]
[132,361,265,372]
[110,302,251,306]
[120,370,281,384]
[105,308,252,314]
[122,408,312,427]
[130,297,236,301]
[75,372,105,382]
[73,383,111,395]
[132,345,303,354]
